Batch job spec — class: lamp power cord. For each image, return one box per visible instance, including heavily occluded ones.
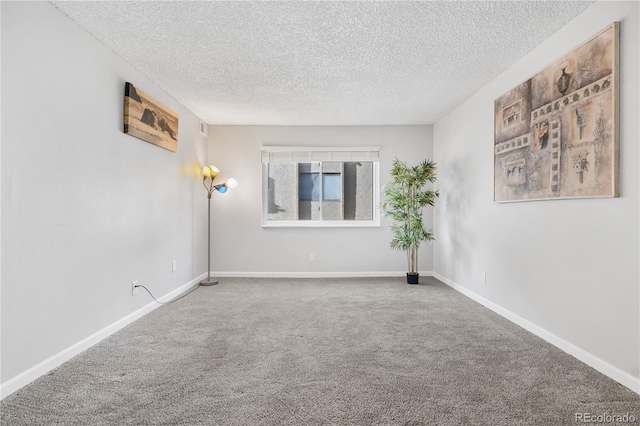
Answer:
[135,284,201,305]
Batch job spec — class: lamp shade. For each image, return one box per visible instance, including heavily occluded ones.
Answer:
[203,165,220,179]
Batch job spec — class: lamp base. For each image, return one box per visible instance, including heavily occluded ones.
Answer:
[199,278,219,286]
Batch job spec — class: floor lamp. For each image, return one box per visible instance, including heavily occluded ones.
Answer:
[200,165,237,286]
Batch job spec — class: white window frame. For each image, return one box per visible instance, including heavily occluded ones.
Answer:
[261,146,380,228]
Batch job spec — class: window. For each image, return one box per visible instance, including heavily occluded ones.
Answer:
[299,171,319,201]
[261,147,380,227]
[322,173,341,201]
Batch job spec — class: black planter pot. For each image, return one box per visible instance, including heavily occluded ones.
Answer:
[406,273,419,284]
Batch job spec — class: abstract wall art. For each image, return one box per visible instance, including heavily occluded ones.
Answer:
[494,23,619,202]
[124,82,179,152]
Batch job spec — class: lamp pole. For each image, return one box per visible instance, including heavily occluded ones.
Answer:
[200,190,218,286]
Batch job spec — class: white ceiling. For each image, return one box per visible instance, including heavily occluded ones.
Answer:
[51,1,594,126]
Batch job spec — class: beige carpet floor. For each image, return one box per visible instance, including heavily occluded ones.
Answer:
[2,277,639,425]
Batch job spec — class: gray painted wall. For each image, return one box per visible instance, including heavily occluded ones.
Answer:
[1,1,208,384]
[207,125,434,275]
[433,1,639,386]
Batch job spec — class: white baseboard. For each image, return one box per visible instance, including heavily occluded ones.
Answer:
[0,274,206,400]
[432,272,640,395]
[210,271,434,278]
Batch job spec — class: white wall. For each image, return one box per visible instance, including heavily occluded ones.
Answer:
[207,125,434,276]
[1,1,208,395]
[433,1,639,391]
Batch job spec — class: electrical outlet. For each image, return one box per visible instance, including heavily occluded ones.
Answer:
[309,253,316,262]
[480,271,487,284]
[132,280,139,296]
[172,260,177,273]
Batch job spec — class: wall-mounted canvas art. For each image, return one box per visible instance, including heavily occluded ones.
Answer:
[124,82,178,152]
[494,23,619,202]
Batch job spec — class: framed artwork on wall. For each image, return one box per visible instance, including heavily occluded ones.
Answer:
[124,82,179,152]
[494,22,619,202]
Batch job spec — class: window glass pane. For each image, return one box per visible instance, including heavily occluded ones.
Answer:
[266,163,298,220]
[344,162,373,220]
[299,173,319,201]
[322,173,342,201]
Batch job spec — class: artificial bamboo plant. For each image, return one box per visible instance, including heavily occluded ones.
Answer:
[382,158,438,284]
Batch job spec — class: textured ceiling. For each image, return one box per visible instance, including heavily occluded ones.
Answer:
[51,1,594,125]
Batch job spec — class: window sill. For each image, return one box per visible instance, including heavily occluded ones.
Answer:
[262,220,380,228]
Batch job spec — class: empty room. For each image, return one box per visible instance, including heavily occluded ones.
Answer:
[1,1,639,425]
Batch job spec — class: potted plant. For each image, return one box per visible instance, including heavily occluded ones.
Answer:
[382,158,438,284]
